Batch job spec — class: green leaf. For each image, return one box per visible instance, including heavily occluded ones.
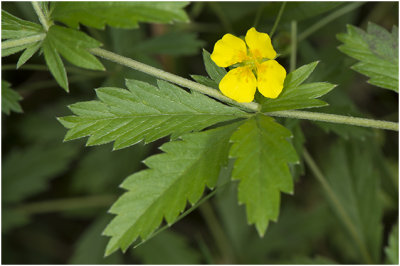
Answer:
[191,74,218,90]
[1,10,43,39]
[52,2,190,29]
[320,140,383,263]
[385,224,398,264]
[58,79,246,150]
[2,43,32,57]
[46,25,104,71]
[103,122,240,256]
[2,81,23,115]
[202,49,227,84]
[229,114,298,236]
[2,208,30,233]
[16,41,41,68]
[337,23,398,92]
[42,37,69,91]
[133,230,201,264]
[3,144,79,204]
[131,31,205,56]
[261,62,335,112]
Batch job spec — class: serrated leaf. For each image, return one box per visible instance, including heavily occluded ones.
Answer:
[46,25,104,71]
[262,62,335,112]
[1,10,43,39]
[337,23,398,92]
[2,144,79,204]
[202,49,227,84]
[2,80,23,115]
[320,140,383,263]
[16,41,41,68]
[103,122,240,256]
[58,79,247,150]
[385,224,398,264]
[229,114,298,236]
[52,2,190,29]
[42,37,69,91]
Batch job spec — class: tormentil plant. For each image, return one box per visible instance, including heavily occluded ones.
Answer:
[2,2,398,264]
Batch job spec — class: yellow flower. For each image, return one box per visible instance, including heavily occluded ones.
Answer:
[211,27,286,103]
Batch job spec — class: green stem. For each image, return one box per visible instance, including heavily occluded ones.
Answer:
[199,201,235,263]
[89,47,398,131]
[1,34,45,50]
[269,2,287,37]
[303,149,373,264]
[15,195,116,214]
[298,2,364,42]
[266,110,398,131]
[31,1,51,31]
[290,20,297,72]
[89,47,260,112]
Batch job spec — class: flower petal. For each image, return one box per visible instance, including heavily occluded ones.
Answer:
[210,34,248,68]
[257,60,286,99]
[219,66,257,103]
[245,27,276,60]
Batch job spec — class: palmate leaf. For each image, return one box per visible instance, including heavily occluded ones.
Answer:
[261,62,335,112]
[103,122,241,256]
[2,81,23,115]
[58,79,247,150]
[229,114,298,236]
[1,10,43,39]
[41,24,104,91]
[51,2,190,29]
[337,23,398,92]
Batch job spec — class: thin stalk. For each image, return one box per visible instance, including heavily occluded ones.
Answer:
[89,47,260,112]
[15,195,116,214]
[303,149,373,264]
[266,110,398,131]
[290,20,297,72]
[298,2,364,42]
[1,34,45,50]
[31,1,51,31]
[269,2,287,37]
[199,201,235,263]
[89,47,398,131]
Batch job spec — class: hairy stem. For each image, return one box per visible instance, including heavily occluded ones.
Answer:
[15,195,116,214]
[1,34,45,50]
[303,149,373,264]
[267,110,398,131]
[31,2,51,31]
[269,2,287,37]
[89,47,260,112]
[88,48,398,131]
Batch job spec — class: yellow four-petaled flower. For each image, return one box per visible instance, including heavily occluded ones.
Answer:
[211,27,286,103]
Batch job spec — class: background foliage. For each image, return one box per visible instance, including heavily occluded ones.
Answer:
[2,2,398,264]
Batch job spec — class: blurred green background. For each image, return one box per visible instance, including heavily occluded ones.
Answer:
[2,2,398,264]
